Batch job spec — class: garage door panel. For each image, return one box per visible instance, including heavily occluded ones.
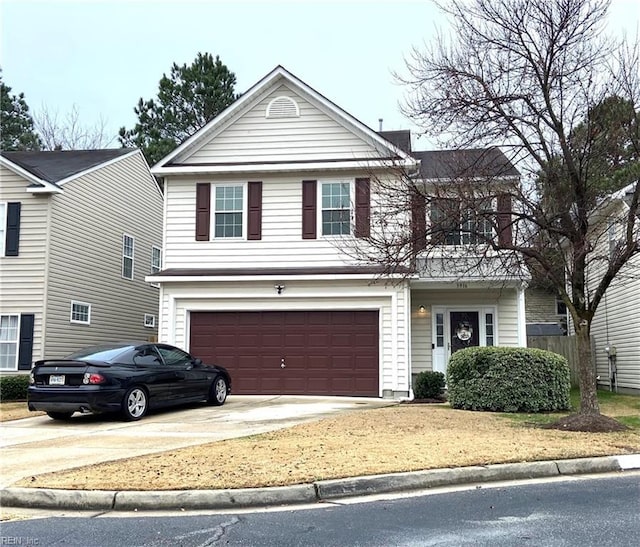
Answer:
[190,310,379,396]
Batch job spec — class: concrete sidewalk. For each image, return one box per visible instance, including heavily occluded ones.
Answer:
[2,455,639,511]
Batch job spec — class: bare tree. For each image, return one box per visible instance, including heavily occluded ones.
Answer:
[33,104,116,150]
[352,0,639,428]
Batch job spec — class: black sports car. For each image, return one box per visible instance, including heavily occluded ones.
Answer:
[28,342,232,421]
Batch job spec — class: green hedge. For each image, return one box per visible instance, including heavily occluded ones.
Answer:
[0,375,30,401]
[447,347,571,412]
[414,371,446,399]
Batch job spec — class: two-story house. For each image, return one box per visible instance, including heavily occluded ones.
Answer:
[148,66,528,398]
[0,149,163,373]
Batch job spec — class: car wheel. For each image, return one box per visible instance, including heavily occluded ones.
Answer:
[209,375,228,406]
[122,387,148,421]
[47,411,73,420]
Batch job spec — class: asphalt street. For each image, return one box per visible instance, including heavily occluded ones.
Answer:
[2,473,639,546]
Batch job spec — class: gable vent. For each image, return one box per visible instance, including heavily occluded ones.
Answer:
[266,96,300,118]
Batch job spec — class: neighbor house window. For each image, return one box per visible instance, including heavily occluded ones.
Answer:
[0,314,19,370]
[144,314,156,328]
[0,203,6,256]
[150,246,162,288]
[321,182,351,235]
[70,301,91,325]
[122,234,134,279]
[556,298,567,316]
[213,185,244,238]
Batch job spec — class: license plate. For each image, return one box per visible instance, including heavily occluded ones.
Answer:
[49,375,65,386]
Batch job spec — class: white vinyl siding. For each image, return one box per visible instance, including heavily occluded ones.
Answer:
[181,84,382,165]
[157,279,411,397]
[163,173,376,270]
[43,152,162,358]
[0,314,19,370]
[70,301,91,324]
[122,234,134,279]
[590,252,640,392]
[0,166,47,362]
[410,288,520,375]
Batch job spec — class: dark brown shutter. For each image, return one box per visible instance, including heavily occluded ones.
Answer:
[411,190,427,251]
[17,314,34,370]
[355,178,370,238]
[497,194,512,246]
[5,202,21,256]
[247,181,262,240]
[195,183,211,241]
[302,180,317,239]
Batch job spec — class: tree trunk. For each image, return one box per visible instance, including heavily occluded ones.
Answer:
[575,324,600,415]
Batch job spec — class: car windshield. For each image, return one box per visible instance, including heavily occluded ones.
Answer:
[65,345,134,362]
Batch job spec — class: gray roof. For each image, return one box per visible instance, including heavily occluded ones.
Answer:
[0,149,133,184]
[378,130,412,154]
[413,148,519,179]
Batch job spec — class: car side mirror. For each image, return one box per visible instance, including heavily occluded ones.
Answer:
[193,358,202,366]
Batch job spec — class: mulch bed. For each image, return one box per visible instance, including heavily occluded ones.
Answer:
[543,413,629,432]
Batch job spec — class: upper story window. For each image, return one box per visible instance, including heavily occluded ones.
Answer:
[151,246,162,275]
[0,314,19,370]
[122,235,134,279]
[430,198,495,245]
[321,182,351,236]
[214,184,244,238]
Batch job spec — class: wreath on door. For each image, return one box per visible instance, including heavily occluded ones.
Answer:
[456,321,473,343]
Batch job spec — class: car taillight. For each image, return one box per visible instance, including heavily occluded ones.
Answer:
[83,373,106,385]
[29,372,35,385]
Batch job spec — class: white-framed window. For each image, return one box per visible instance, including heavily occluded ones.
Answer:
[320,181,352,236]
[144,314,156,328]
[122,234,134,279]
[0,202,6,256]
[150,245,162,288]
[213,184,245,238]
[485,312,495,346]
[151,246,162,274]
[70,301,91,325]
[430,197,495,245]
[0,314,19,370]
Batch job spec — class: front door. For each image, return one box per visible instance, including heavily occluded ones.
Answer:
[450,311,480,354]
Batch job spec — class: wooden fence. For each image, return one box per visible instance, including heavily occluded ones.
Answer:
[526,335,596,387]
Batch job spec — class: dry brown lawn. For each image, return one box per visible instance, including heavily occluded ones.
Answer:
[14,402,640,491]
[0,402,43,421]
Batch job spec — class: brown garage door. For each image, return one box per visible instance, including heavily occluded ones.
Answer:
[189,310,379,396]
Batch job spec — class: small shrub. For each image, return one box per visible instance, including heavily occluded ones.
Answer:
[0,375,30,401]
[414,371,446,399]
[447,347,571,413]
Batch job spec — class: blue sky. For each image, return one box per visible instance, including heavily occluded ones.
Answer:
[1,0,638,147]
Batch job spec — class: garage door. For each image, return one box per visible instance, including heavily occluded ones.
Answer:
[189,310,379,396]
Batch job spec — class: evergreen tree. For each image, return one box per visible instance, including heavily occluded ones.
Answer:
[119,53,238,165]
[0,71,42,151]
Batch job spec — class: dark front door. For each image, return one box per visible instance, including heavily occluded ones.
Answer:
[450,311,480,354]
[189,310,379,396]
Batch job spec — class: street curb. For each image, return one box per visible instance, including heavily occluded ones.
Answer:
[1,455,637,511]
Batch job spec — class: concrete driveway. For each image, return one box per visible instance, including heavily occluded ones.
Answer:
[0,396,392,488]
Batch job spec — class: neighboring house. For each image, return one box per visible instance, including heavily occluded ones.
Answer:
[587,182,640,394]
[148,66,528,398]
[0,149,163,373]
